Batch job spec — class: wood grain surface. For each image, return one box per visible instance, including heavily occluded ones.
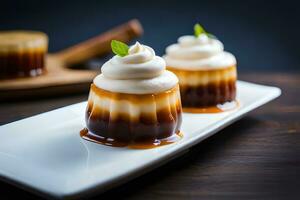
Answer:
[0,19,143,100]
[0,72,299,199]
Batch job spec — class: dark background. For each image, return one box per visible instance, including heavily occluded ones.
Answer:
[0,1,300,199]
[1,0,299,71]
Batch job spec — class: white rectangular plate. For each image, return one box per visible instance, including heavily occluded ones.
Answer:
[0,81,281,199]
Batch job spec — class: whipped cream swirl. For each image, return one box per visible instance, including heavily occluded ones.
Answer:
[164,34,236,70]
[94,42,178,94]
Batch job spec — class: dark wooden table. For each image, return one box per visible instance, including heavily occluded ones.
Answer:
[0,72,299,199]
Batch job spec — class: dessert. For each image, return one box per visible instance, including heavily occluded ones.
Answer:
[82,40,182,148]
[0,31,48,79]
[164,24,237,111]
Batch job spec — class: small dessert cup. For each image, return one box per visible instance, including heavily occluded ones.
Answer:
[0,31,48,79]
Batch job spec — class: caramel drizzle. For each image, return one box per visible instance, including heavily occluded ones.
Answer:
[183,100,239,113]
[167,65,237,87]
[80,128,183,149]
[90,84,180,102]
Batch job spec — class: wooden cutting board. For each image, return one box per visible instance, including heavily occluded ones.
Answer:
[0,19,143,100]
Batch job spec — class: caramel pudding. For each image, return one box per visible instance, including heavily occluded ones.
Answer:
[168,66,236,107]
[83,41,182,147]
[0,31,48,79]
[164,24,237,110]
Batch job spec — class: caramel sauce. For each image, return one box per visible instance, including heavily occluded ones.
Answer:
[168,65,236,74]
[89,84,179,103]
[183,100,239,113]
[80,128,183,149]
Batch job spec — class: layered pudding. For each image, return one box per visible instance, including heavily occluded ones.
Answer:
[83,41,182,147]
[164,24,237,109]
[0,31,48,79]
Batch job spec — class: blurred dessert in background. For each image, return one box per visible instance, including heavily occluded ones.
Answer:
[0,31,48,79]
[82,40,182,148]
[164,24,237,111]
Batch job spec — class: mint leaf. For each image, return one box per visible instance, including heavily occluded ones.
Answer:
[194,23,217,39]
[194,23,205,37]
[111,40,129,57]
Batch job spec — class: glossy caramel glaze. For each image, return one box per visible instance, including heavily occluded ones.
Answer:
[80,128,183,149]
[84,84,182,144]
[183,100,239,113]
[168,66,237,107]
[0,51,46,79]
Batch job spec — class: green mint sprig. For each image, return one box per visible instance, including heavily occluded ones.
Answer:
[194,23,217,39]
[111,40,129,57]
